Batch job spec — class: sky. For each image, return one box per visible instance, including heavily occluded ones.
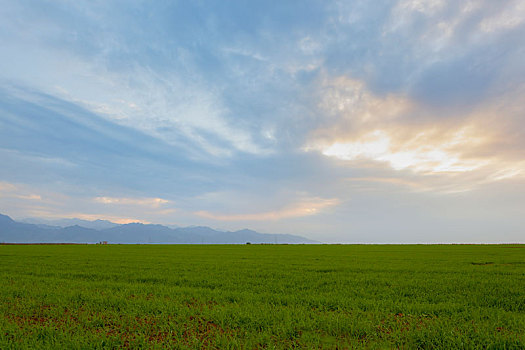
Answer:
[1,0,524,243]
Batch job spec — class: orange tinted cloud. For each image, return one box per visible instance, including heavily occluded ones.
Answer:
[306,75,525,190]
[195,197,339,221]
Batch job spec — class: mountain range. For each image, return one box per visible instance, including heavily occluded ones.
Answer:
[0,214,317,244]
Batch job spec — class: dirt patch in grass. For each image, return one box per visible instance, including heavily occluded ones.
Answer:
[471,262,494,265]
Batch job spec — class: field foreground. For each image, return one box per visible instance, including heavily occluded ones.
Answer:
[1,244,524,349]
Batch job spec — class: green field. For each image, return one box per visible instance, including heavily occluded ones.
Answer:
[1,244,524,349]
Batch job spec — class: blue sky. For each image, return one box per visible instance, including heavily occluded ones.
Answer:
[1,0,524,242]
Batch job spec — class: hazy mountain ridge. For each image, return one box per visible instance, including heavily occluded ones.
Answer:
[20,217,119,230]
[0,214,317,244]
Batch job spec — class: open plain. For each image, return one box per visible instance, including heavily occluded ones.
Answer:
[1,244,524,349]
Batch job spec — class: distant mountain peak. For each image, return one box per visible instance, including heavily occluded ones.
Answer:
[0,213,14,223]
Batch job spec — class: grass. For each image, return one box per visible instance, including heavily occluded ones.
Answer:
[1,244,524,349]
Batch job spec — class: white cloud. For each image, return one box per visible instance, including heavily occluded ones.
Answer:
[479,0,525,33]
[321,129,486,173]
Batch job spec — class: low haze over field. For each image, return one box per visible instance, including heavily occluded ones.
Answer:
[1,1,524,243]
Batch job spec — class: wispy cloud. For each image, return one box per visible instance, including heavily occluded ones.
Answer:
[479,0,525,33]
[195,197,339,221]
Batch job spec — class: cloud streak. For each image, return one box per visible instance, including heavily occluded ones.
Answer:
[93,196,170,208]
[195,197,339,222]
